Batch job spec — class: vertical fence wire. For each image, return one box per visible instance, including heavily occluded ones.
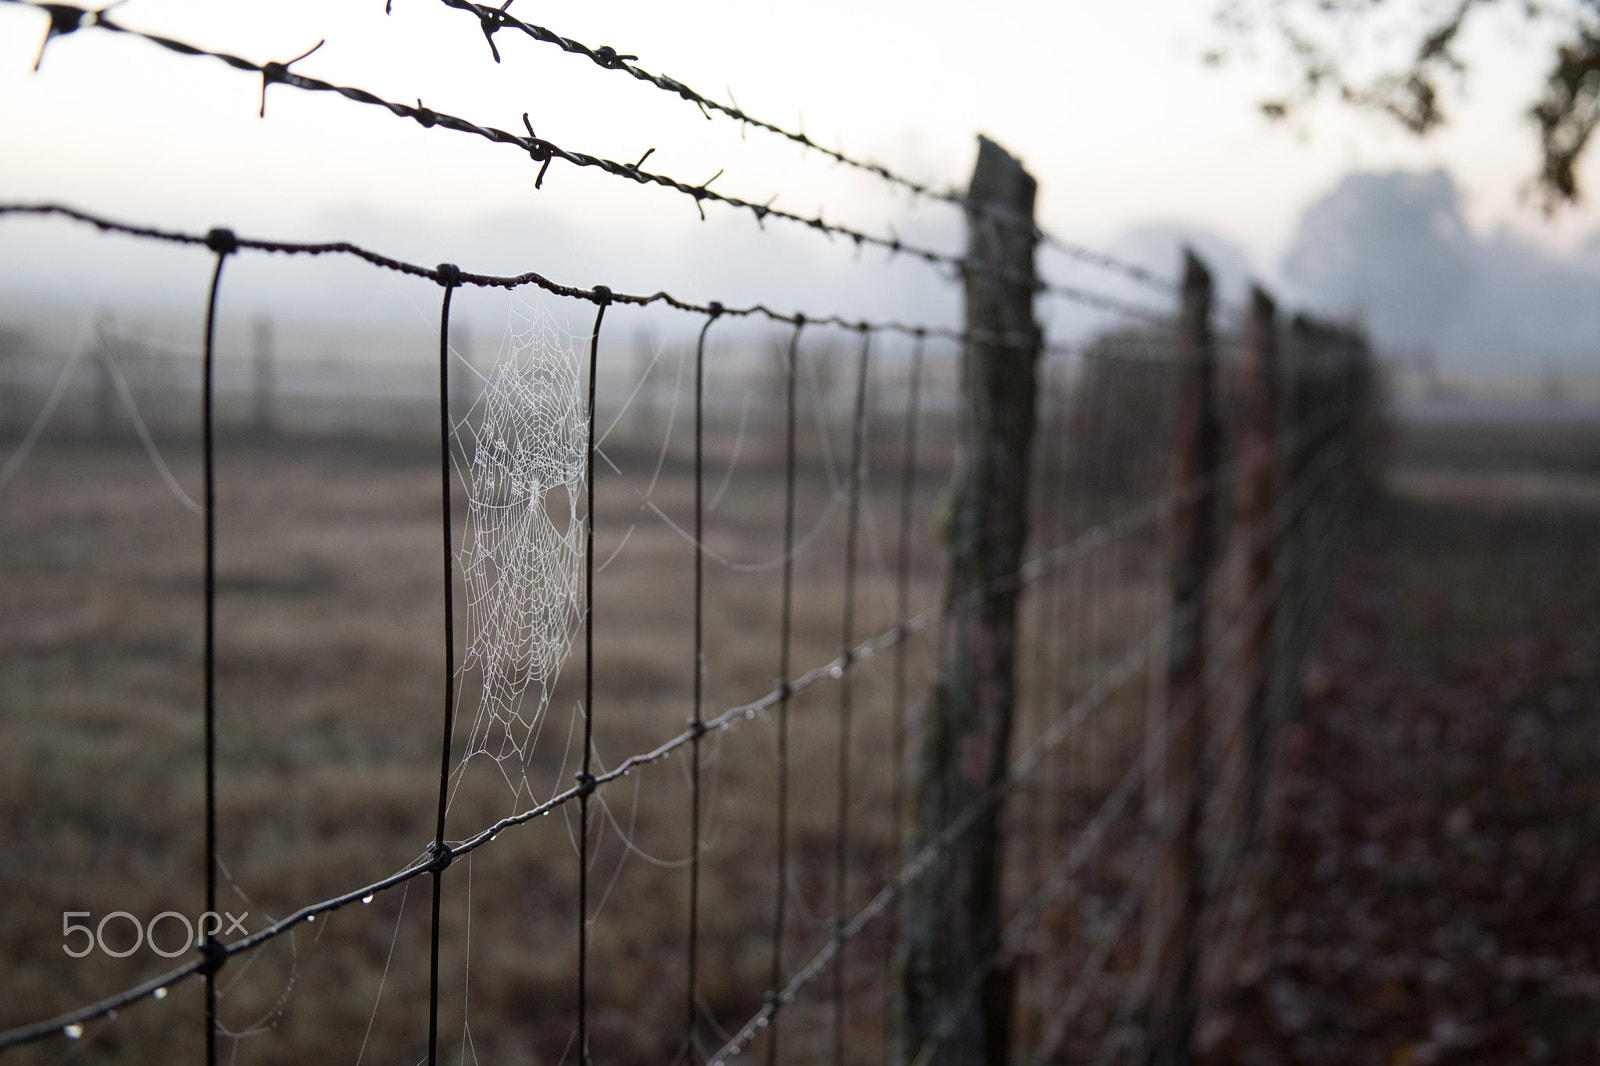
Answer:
[578,287,612,1066]
[767,319,805,1066]
[832,325,872,1066]
[199,227,235,1066]
[427,263,463,1066]
[686,307,721,1063]
[885,330,925,1047]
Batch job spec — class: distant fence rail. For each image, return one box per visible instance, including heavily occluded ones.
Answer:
[0,4,1373,1066]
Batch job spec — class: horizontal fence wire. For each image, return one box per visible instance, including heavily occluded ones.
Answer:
[1,0,1173,325]
[0,202,1060,352]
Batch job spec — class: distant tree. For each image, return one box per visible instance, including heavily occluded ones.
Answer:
[1280,168,1475,354]
[1207,0,1600,210]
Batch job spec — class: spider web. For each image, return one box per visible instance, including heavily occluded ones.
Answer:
[454,301,586,802]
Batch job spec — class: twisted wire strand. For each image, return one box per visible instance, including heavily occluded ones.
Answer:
[419,0,1179,294]
[1,0,1172,324]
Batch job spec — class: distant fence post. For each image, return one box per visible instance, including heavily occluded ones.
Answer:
[897,135,1039,1066]
[1231,286,1281,862]
[1196,286,1281,1011]
[1145,249,1218,1066]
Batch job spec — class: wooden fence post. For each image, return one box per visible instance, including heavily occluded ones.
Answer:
[1232,286,1281,861]
[897,135,1039,1066]
[1145,249,1218,1066]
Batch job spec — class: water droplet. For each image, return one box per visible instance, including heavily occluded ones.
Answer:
[306,914,315,923]
[64,1025,83,1040]
[153,988,168,1001]
[361,894,374,905]
[829,665,843,679]
[755,1017,768,1029]
[860,647,873,661]
[744,709,755,719]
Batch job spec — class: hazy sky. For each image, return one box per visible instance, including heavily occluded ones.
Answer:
[2,0,1597,340]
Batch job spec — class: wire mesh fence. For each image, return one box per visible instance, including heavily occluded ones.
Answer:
[0,4,1376,1065]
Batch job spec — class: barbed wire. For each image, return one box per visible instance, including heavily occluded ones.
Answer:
[0,0,1174,326]
[414,0,1180,294]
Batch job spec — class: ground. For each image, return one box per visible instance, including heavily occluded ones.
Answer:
[1203,422,1600,1066]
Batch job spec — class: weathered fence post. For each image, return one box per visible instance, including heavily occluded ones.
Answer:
[1231,286,1281,862]
[897,135,1039,1066]
[1145,249,1218,1066]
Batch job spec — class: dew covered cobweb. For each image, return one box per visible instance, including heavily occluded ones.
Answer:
[455,301,585,801]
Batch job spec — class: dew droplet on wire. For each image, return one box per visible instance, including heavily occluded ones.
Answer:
[63,1025,83,1040]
